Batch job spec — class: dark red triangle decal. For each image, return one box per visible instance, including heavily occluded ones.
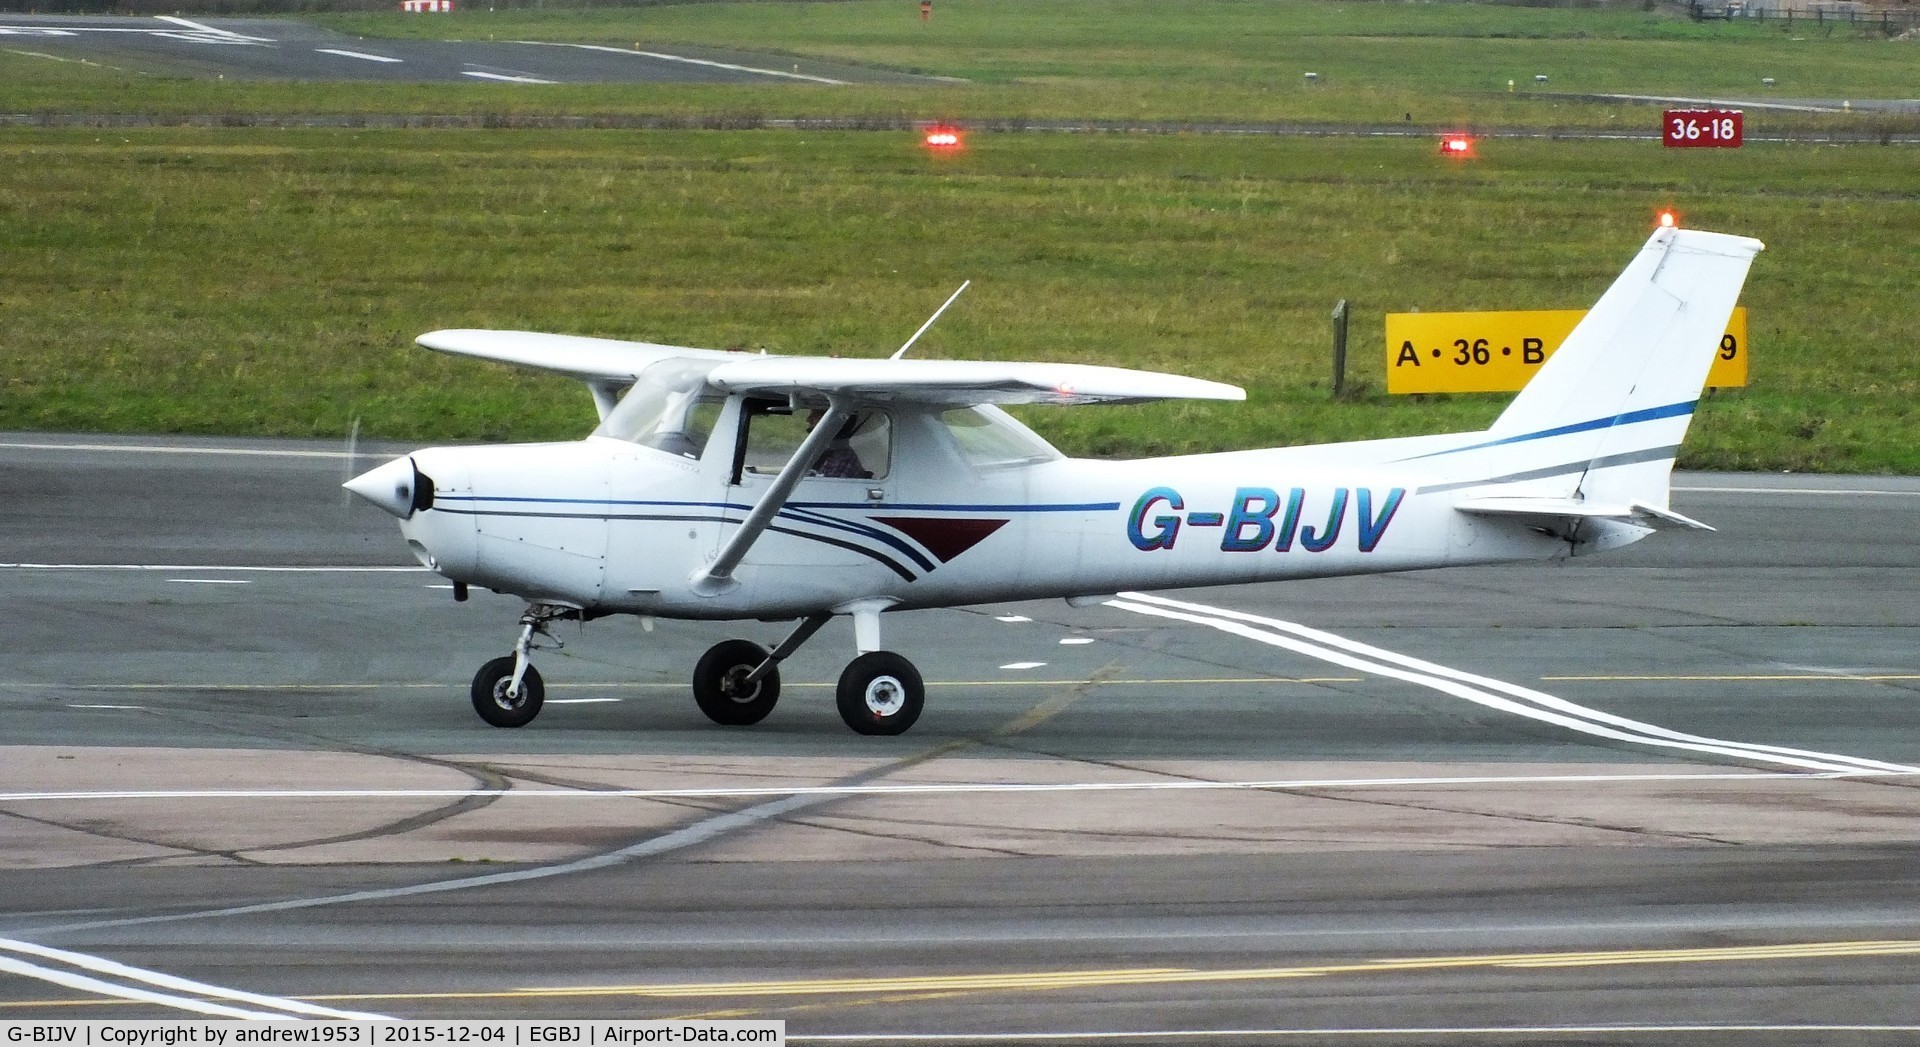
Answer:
[870,517,1009,563]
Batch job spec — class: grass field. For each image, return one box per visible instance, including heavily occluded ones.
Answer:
[2,0,1916,471]
[6,0,1919,133]
[4,125,1915,470]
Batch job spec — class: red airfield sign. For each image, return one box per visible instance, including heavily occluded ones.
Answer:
[1664,109,1743,148]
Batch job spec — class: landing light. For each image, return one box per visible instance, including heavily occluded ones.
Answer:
[1658,210,1677,228]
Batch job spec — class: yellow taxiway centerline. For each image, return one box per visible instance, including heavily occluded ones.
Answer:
[9,939,1920,1012]
[298,939,1920,1004]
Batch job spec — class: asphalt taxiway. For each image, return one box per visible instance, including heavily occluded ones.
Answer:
[0,14,933,85]
[2,432,1918,1041]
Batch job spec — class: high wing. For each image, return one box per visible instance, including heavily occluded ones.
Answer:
[417,329,744,381]
[417,329,749,420]
[418,327,1246,420]
[704,356,1245,406]
[419,329,1245,408]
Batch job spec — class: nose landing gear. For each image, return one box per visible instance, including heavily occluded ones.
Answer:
[469,603,576,728]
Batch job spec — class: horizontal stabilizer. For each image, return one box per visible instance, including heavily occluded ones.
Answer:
[1455,495,1715,532]
[1625,499,1716,532]
[705,356,1245,407]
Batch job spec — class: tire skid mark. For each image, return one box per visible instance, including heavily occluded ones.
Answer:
[18,668,1113,936]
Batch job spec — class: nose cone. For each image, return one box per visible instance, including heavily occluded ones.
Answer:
[344,455,428,519]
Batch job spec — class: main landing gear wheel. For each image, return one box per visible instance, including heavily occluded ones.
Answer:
[836,651,924,736]
[693,639,781,726]
[471,655,544,728]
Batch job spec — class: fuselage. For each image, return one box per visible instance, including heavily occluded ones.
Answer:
[383,397,1574,621]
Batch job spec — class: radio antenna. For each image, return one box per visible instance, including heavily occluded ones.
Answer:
[890,280,971,360]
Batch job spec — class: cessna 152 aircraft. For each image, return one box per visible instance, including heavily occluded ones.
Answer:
[347,225,1761,735]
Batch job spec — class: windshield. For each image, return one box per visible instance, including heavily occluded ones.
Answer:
[939,406,1061,469]
[593,358,724,459]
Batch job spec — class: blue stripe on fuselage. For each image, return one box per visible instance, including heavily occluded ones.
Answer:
[1392,400,1697,463]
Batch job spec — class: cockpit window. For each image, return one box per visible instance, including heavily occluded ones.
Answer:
[939,406,1061,469]
[594,358,725,459]
[737,401,891,482]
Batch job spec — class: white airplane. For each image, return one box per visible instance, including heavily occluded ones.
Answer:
[347,225,1761,735]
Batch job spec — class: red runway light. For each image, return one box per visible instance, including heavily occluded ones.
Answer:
[923,127,963,150]
[1438,134,1475,157]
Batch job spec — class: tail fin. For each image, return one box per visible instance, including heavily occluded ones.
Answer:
[1483,226,1763,508]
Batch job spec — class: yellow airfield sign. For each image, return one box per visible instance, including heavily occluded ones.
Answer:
[1385,308,1748,394]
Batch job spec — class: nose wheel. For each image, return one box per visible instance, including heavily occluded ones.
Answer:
[471,656,545,728]
[468,602,572,728]
[836,651,924,736]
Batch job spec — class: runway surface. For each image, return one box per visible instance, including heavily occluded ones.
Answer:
[2,431,1918,1041]
[0,14,931,85]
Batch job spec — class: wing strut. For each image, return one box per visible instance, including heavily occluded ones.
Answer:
[690,401,853,597]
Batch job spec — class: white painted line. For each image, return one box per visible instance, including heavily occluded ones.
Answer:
[1000,662,1047,671]
[316,48,402,63]
[0,954,291,1020]
[3,25,214,34]
[152,15,273,43]
[0,439,360,459]
[5,769,1909,804]
[70,704,147,710]
[3,47,100,65]
[1108,592,1920,776]
[995,615,1032,623]
[529,42,848,84]
[545,697,622,705]
[168,578,252,585]
[22,766,1917,941]
[0,937,389,1020]
[462,70,559,84]
[1,563,424,572]
[1595,92,1850,114]
[1059,638,1096,646]
[1675,485,1920,497]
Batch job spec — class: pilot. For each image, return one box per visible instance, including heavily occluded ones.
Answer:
[806,409,871,479]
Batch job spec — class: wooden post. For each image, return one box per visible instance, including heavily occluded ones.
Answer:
[1331,298,1349,398]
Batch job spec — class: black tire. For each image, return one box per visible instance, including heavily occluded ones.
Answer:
[470,655,544,728]
[693,639,781,726]
[836,651,924,736]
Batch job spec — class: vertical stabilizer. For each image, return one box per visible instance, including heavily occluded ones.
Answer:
[1482,227,1763,507]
